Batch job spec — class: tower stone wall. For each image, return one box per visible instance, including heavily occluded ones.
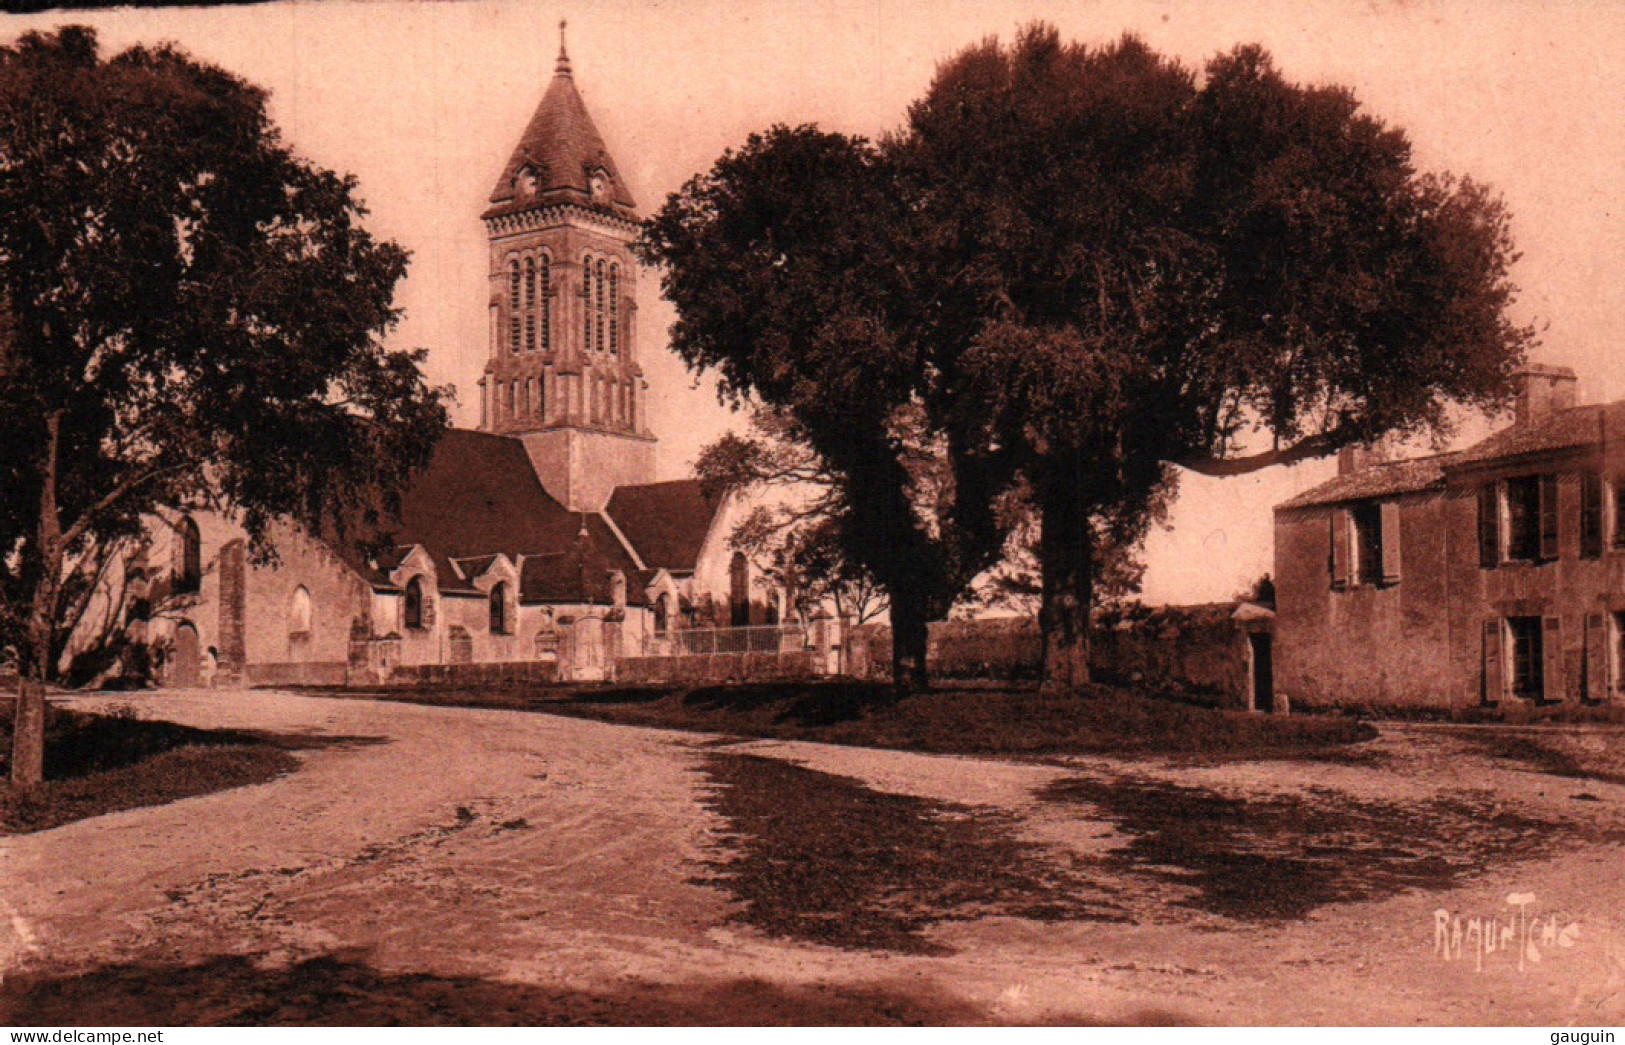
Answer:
[477,32,655,510]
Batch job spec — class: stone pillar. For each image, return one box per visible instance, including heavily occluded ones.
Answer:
[216,539,247,685]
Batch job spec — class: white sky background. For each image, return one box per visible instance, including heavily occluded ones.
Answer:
[9,0,1625,605]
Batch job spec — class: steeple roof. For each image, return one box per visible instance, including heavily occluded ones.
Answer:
[483,29,638,222]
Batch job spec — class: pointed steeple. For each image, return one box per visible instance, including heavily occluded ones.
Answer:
[483,30,637,221]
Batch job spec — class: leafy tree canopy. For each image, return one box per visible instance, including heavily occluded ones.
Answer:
[646,23,1532,690]
[0,27,447,781]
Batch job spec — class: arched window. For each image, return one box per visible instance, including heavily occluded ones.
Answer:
[175,516,201,594]
[405,576,425,630]
[595,260,606,353]
[506,380,516,416]
[522,378,531,415]
[582,254,594,349]
[729,552,749,627]
[489,582,509,635]
[523,257,535,307]
[654,592,670,634]
[608,264,619,356]
[290,585,313,634]
[539,255,551,351]
[508,259,520,309]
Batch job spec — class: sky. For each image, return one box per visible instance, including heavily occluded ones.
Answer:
[9,0,1625,604]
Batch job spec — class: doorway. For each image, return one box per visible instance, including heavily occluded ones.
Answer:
[172,622,201,688]
[1249,632,1274,713]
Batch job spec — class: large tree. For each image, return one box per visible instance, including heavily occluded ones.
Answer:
[0,27,448,785]
[901,27,1532,687]
[637,127,1013,688]
[642,27,1530,692]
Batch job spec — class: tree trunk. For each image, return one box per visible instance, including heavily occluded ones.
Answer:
[10,675,45,788]
[12,412,64,789]
[889,595,931,693]
[1038,478,1094,693]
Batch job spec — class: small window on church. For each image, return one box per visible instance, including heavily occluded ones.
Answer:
[290,585,313,635]
[539,256,551,351]
[522,378,531,415]
[582,254,594,349]
[509,259,520,309]
[175,516,202,595]
[729,552,749,627]
[405,577,425,630]
[489,582,510,635]
[524,257,535,308]
[506,380,516,416]
[595,260,606,353]
[608,264,619,356]
[510,316,520,355]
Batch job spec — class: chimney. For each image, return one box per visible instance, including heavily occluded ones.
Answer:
[1336,441,1392,476]
[1512,364,1579,426]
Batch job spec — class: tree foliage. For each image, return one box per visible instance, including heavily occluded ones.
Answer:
[643,24,1531,691]
[638,127,1011,687]
[902,27,1531,686]
[696,408,889,627]
[0,27,448,783]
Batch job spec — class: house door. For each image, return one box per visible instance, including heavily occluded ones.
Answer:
[172,623,201,688]
[1249,633,1274,713]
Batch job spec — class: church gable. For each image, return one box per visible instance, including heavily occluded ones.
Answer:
[603,479,724,574]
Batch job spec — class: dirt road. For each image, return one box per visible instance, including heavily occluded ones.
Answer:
[4,689,1625,1025]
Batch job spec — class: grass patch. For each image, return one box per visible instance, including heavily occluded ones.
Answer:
[1040,775,1588,922]
[697,752,1122,955]
[314,680,1376,761]
[0,704,362,834]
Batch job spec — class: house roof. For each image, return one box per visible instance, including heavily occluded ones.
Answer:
[604,478,723,572]
[1275,452,1461,511]
[1448,404,1605,467]
[482,49,637,223]
[344,427,637,603]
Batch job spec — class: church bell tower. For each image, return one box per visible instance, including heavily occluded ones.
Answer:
[478,24,655,512]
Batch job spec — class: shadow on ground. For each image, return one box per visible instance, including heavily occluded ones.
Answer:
[696,753,1124,955]
[1437,728,1625,788]
[0,952,1196,1026]
[0,704,385,834]
[1040,775,1603,921]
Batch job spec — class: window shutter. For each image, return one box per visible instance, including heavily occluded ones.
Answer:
[1543,616,1563,702]
[1539,475,1560,560]
[1481,619,1503,704]
[1586,614,1607,703]
[1614,480,1625,549]
[1478,483,1499,568]
[1380,501,1402,583]
[1329,509,1350,590]
[1581,472,1603,559]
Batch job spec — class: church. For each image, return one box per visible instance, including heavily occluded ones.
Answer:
[135,38,781,688]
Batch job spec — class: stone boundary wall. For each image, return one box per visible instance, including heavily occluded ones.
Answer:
[615,651,823,685]
[246,661,349,687]
[378,660,560,688]
[847,604,1250,706]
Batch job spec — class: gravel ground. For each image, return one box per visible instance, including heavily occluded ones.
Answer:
[3,689,1625,1026]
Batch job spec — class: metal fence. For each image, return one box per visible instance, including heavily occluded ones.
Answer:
[640,624,808,658]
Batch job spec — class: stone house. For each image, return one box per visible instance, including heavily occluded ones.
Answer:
[1274,364,1625,712]
[121,38,783,688]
